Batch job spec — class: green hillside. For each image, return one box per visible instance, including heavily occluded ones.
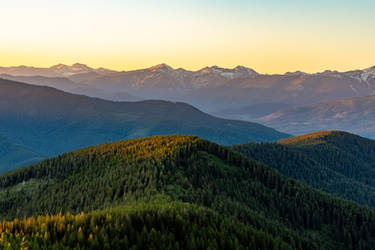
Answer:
[232,131,375,207]
[1,135,375,249]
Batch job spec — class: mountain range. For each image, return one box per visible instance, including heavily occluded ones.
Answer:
[2,63,375,138]
[0,78,288,173]
[0,63,116,77]
[1,135,375,249]
[2,63,375,112]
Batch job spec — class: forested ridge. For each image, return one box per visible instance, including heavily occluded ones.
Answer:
[0,198,292,249]
[232,131,375,207]
[1,135,375,249]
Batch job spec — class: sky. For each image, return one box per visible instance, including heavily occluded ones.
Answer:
[1,0,375,73]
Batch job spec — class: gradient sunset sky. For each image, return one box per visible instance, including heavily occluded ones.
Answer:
[1,0,374,73]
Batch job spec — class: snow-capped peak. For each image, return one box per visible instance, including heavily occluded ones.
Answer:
[51,63,91,71]
[233,65,258,76]
[284,71,311,76]
[198,65,258,79]
[95,67,117,74]
[50,63,93,76]
[150,63,174,72]
[363,66,375,74]
[50,63,68,70]
[358,66,375,83]
[198,66,223,73]
[71,63,92,71]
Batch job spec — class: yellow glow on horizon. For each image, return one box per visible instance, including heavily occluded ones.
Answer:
[1,1,374,74]
[2,40,374,74]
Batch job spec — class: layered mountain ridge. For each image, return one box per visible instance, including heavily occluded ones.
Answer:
[2,63,375,137]
[0,78,288,173]
[2,63,374,115]
[2,62,374,81]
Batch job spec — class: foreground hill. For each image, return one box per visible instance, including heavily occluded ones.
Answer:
[257,95,375,138]
[0,78,288,172]
[0,200,288,249]
[232,131,375,207]
[1,135,375,249]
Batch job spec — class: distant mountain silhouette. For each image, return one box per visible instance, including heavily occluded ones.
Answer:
[2,63,374,119]
[0,63,115,77]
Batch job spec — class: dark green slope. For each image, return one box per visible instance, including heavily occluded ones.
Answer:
[0,135,44,172]
[0,199,291,249]
[1,135,375,249]
[232,131,375,207]
[0,78,288,172]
